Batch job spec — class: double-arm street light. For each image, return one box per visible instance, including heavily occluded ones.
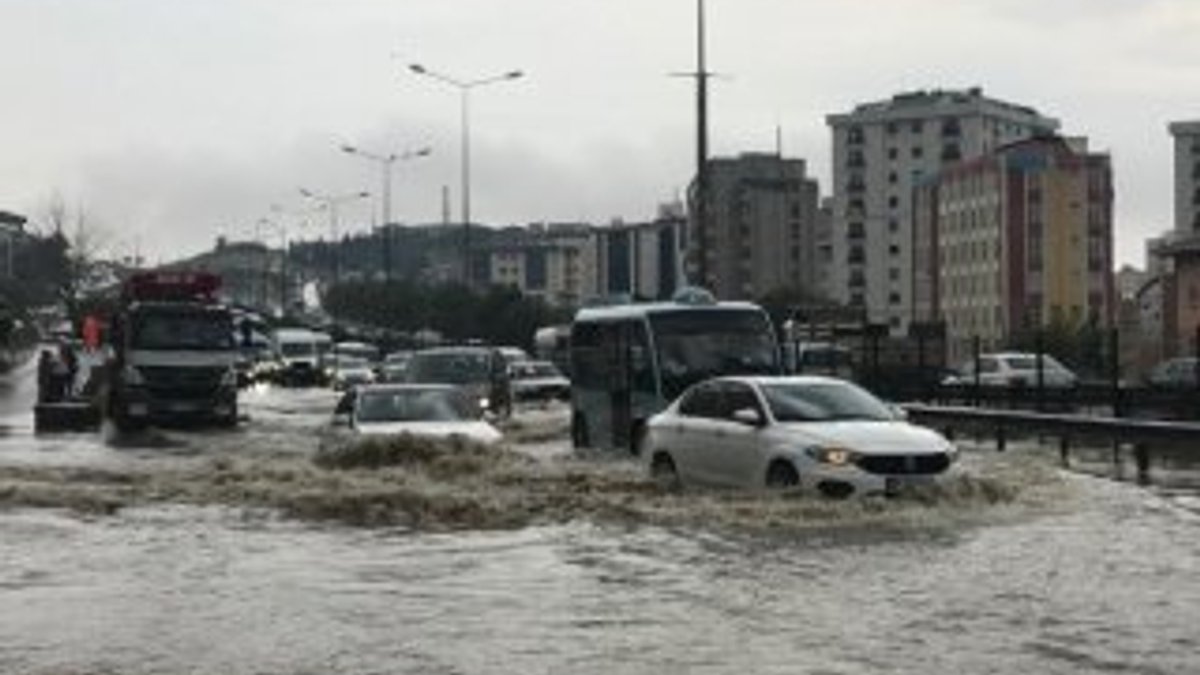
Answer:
[298,188,370,287]
[409,62,523,286]
[340,143,432,281]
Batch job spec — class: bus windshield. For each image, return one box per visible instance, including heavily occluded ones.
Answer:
[650,310,778,400]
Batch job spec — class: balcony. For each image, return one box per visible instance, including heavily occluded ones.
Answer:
[847,153,866,169]
[941,143,962,162]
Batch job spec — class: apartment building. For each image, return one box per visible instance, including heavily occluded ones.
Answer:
[594,206,688,302]
[481,223,596,308]
[913,135,1114,361]
[689,153,821,300]
[828,87,1060,334]
[1170,121,1200,235]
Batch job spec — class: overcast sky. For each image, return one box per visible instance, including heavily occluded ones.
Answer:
[2,0,1197,266]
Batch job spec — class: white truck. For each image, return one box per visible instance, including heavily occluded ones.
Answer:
[105,272,239,431]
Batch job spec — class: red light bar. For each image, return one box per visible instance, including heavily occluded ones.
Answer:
[125,271,222,303]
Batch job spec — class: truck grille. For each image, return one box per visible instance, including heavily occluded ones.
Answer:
[139,366,226,399]
[855,453,950,476]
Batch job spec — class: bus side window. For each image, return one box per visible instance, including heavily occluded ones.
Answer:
[570,322,605,389]
[630,321,656,397]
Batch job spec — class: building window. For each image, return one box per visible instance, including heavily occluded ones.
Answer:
[941,143,962,161]
[889,267,900,281]
[888,195,899,209]
[886,121,898,135]
[848,150,865,168]
[849,270,866,288]
[889,292,902,305]
[888,171,898,184]
[848,175,866,194]
[847,222,865,239]
[888,147,899,161]
[889,244,901,256]
[942,117,961,138]
[911,120,924,134]
[847,198,865,214]
[848,126,864,145]
[790,202,802,218]
[790,246,801,262]
[848,245,865,265]
[911,146,924,159]
[889,219,899,233]
[850,293,865,307]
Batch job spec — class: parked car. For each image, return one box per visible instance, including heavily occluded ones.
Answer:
[943,352,1078,388]
[509,360,570,401]
[334,384,501,444]
[783,341,854,378]
[496,346,531,367]
[1146,356,1199,389]
[643,376,958,498]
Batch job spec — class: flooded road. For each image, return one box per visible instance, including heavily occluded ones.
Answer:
[1,361,1198,674]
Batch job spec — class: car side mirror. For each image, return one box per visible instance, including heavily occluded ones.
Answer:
[890,404,909,421]
[732,408,765,428]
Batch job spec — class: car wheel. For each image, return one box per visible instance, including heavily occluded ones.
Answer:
[650,452,680,492]
[765,460,799,490]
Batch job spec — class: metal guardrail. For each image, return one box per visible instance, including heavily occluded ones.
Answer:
[902,403,1200,485]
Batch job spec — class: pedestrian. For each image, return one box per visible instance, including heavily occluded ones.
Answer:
[36,349,54,404]
[62,343,79,398]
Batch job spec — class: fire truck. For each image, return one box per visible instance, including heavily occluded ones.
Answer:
[103,272,239,431]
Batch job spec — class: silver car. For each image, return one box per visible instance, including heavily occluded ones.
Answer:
[644,376,958,498]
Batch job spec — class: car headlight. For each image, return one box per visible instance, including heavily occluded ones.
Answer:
[479,397,490,409]
[121,365,145,386]
[805,446,857,466]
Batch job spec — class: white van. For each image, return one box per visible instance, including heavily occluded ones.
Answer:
[273,328,322,386]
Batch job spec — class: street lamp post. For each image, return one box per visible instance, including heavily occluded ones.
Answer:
[409,63,523,287]
[298,188,370,287]
[340,144,432,281]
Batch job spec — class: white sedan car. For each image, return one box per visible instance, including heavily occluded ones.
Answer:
[335,384,502,445]
[644,376,958,498]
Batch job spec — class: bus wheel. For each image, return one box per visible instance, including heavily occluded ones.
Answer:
[571,413,589,449]
[630,422,648,457]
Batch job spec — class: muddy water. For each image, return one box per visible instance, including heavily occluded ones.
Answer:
[2,365,1199,674]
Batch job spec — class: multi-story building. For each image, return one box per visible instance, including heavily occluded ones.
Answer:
[480,223,596,309]
[912,135,1114,361]
[828,88,1060,333]
[594,205,688,302]
[1169,121,1200,236]
[689,153,821,301]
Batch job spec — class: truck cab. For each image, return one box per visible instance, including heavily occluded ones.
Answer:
[106,272,239,431]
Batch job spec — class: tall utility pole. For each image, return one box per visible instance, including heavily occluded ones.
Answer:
[675,0,713,289]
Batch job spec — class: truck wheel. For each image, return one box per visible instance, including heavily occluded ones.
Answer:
[571,413,589,449]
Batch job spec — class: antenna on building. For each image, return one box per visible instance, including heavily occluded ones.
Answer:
[776,123,783,158]
[441,185,451,226]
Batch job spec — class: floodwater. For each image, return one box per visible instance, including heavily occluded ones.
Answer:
[1,359,1198,674]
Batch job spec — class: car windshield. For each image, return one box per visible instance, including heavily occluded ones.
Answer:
[407,352,492,385]
[761,382,894,422]
[652,310,779,400]
[131,310,234,351]
[356,389,476,423]
[1004,355,1067,371]
[513,363,562,379]
[280,341,315,357]
[331,356,369,369]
